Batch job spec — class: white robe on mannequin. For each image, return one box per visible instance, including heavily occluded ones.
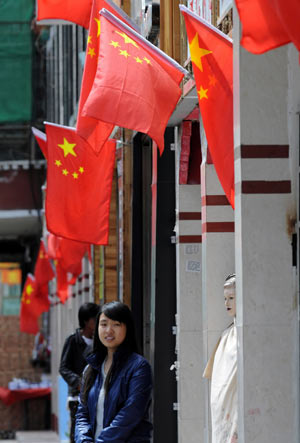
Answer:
[204,322,238,443]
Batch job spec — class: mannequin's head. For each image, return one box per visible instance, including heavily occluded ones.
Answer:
[224,273,236,317]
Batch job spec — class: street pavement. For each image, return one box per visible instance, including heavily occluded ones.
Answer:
[0,431,60,442]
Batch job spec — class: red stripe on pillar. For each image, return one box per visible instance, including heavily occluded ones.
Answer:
[240,145,289,158]
[179,212,201,220]
[202,222,235,233]
[179,235,202,243]
[201,195,230,206]
[241,180,291,194]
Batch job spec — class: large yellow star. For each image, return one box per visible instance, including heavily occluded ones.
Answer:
[88,47,96,58]
[115,31,138,48]
[198,86,208,100]
[189,34,212,72]
[94,18,101,37]
[119,49,130,58]
[58,138,77,158]
[26,284,34,295]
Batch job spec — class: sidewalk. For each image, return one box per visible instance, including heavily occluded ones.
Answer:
[0,431,60,442]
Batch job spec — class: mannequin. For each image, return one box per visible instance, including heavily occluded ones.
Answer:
[203,274,238,443]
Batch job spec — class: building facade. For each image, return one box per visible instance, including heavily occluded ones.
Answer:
[19,1,300,442]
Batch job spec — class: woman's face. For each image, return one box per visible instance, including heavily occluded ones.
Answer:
[224,286,236,317]
[98,313,127,352]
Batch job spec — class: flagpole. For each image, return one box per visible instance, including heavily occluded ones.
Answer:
[104,0,140,32]
[179,4,233,44]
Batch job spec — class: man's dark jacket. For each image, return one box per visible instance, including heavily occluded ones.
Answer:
[59,329,92,396]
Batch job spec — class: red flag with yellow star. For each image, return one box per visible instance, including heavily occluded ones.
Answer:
[46,233,89,302]
[20,275,40,334]
[34,240,55,287]
[33,240,54,312]
[83,9,187,155]
[49,236,90,303]
[44,122,116,245]
[180,5,234,207]
[76,0,139,154]
[55,262,70,304]
[235,0,300,54]
[59,238,90,278]
[47,233,62,260]
[36,0,92,29]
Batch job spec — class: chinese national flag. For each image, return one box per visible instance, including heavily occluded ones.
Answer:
[33,240,55,313]
[44,122,116,245]
[235,0,300,54]
[20,275,40,335]
[47,233,62,260]
[180,6,234,208]
[56,239,90,303]
[55,262,69,304]
[46,234,90,302]
[59,238,90,282]
[36,0,92,29]
[34,240,55,287]
[83,9,186,155]
[76,0,138,154]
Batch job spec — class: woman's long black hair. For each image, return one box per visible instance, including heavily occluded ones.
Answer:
[81,301,140,404]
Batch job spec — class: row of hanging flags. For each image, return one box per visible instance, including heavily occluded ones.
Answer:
[21,236,91,334]
[20,0,300,333]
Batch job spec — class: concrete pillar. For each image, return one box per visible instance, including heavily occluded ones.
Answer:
[233,7,298,443]
[201,160,235,443]
[175,126,203,443]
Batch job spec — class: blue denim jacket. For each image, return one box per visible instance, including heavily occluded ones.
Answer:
[75,351,153,443]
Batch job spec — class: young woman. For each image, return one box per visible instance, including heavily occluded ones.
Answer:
[75,301,153,443]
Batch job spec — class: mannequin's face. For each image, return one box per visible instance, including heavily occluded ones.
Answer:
[224,286,236,317]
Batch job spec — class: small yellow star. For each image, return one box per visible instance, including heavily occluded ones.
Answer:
[198,86,208,100]
[115,31,138,48]
[143,57,151,64]
[88,47,96,58]
[110,40,120,48]
[58,138,77,158]
[72,172,79,179]
[26,299,31,304]
[26,284,34,295]
[209,75,217,86]
[62,169,69,176]
[87,35,92,44]
[119,49,130,58]
[135,56,143,64]
[55,160,62,167]
[39,251,45,259]
[79,167,84,174]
